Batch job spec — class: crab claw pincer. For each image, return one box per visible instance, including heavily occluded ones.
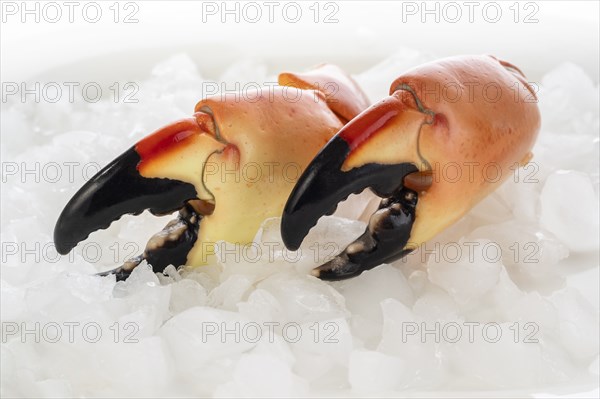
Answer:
[53,113,223,274]
[54,64,370,280]
[281,55,541,280]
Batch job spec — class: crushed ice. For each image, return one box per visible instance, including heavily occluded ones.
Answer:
[1,50,598,397]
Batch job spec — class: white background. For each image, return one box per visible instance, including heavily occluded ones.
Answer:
[1,1,599,83]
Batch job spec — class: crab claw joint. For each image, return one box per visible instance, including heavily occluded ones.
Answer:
[282,55,540,280]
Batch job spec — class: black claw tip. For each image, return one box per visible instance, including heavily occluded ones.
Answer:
[54,147,197,255]
[281,136,418,251]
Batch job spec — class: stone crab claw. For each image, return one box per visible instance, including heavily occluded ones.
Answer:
[54,64,369,280]
[281,55,541,280]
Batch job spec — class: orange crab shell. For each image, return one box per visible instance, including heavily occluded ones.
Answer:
[340,55,541,249]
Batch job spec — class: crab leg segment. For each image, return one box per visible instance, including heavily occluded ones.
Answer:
[98,204,201,280]
[313,187,418,280]
[278,63,370,123]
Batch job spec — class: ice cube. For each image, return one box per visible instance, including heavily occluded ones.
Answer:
[427,239,503,305]
[214,353,308,397]
[348,350,406,393]
[540,170,599,253]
